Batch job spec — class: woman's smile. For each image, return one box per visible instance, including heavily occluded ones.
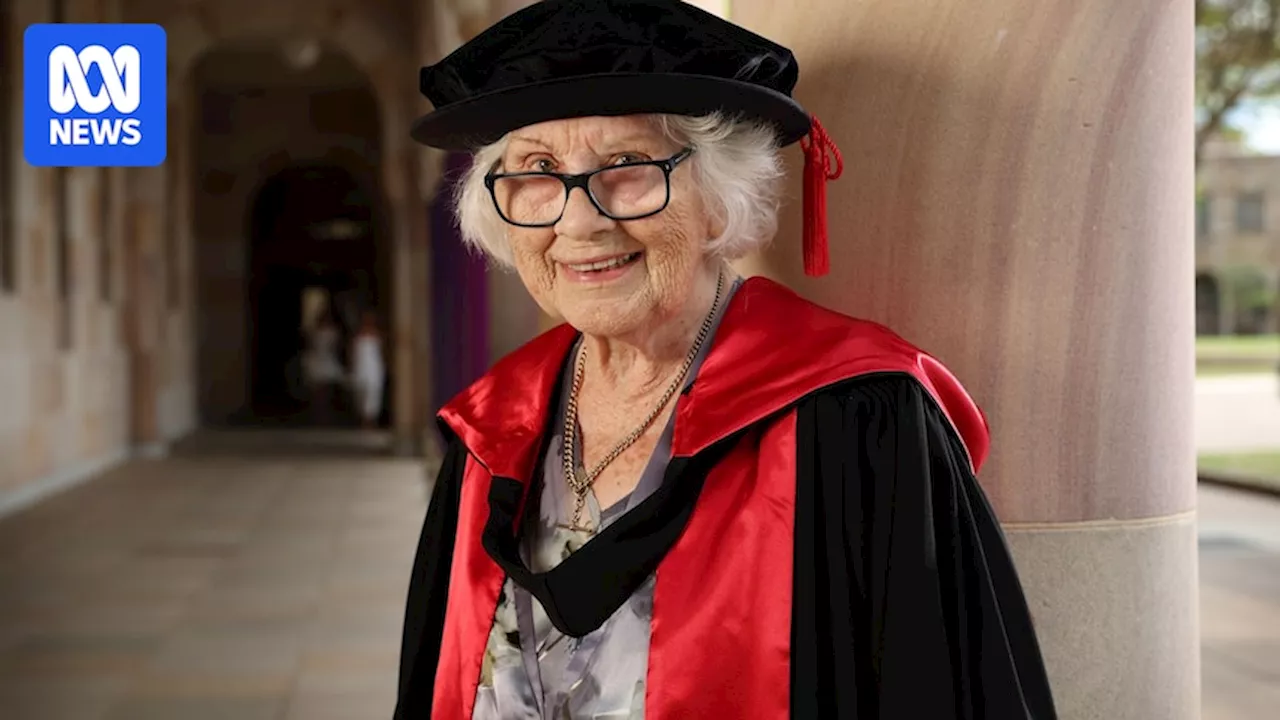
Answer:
[557,251,644,283]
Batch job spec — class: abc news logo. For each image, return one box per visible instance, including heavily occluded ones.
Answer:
[48,44,143,147]
[23,23,167,167]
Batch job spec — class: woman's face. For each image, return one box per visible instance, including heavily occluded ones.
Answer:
[496,115,721,339]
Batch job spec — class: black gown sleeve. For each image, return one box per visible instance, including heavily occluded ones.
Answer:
[393,429,468,720]
[791,373,1058,719]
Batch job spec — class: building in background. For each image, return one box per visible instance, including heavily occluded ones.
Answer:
[0,0,552,506]
[1196,138,1280,335]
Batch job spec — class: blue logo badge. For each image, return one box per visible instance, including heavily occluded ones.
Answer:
[23,23,167,167]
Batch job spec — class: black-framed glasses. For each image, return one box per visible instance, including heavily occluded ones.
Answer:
[484,148,694,227]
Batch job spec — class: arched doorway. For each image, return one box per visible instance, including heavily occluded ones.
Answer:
[247,163,388,426]
[190,40,390,429]
[1196,273,1221,336]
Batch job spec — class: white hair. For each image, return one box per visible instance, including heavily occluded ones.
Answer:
[453,112,786,267]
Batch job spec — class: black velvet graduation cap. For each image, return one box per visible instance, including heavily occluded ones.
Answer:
[411,0,843,276]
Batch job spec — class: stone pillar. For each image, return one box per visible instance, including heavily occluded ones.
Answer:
[167,82,197,436]
[381,96,424,456]
[730,1,1199,718]
[121,165,165,456]
[407,148,435,452]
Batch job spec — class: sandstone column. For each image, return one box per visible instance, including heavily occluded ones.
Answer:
[121,164,165,456]
[730,1,1199,717]
[380,87,425,457]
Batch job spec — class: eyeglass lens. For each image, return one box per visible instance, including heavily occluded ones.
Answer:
[491,163,669,225]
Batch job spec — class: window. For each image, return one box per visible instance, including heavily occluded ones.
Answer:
[1235,191,1264,233]
[99,169,112,301]
[0,1,13,293]
[1196,195,1211,240]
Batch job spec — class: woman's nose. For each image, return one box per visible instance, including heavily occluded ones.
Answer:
[555,186,615,239]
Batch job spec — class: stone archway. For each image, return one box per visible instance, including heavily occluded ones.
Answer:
[188,41,390,428]
[130,0,431,452]
[160,1,410,91]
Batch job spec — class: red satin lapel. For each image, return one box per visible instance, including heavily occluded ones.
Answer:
[647,414,797,720]
[431,457,506,720]
[674,277,989,473]
[438,324,578,483]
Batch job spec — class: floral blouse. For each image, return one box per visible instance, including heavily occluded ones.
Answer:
[472,279,740,720]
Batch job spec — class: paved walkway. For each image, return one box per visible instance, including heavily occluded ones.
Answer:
[0,440,1276,718]
[1199,483,1280,720]
[1196,374,1280,453]
[0,447,429,720]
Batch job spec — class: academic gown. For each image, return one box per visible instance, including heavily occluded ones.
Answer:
[394,276,1058,719]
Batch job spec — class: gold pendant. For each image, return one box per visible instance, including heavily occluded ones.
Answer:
[559,486,594,534]
[555,521,596,534]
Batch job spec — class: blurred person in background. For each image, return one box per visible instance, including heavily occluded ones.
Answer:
[394,1,1057,718]
[349,309,386,429]
[303,304,345,424]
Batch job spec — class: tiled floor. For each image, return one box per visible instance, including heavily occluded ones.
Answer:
[0,443,430,720]
[0,440,1276,719]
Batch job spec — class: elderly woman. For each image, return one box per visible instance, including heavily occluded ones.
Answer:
[396,1,1057,719]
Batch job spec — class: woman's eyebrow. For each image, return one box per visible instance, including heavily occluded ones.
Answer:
[506,135,553,150]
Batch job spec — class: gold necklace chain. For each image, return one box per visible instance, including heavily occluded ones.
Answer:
[561,270,725,532]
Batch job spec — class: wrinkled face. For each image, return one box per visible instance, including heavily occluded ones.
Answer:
[495,115,720,339]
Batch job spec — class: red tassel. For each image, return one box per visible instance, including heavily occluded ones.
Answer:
[799,114,843,277]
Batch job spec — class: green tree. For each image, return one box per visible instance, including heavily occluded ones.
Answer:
[1220,266,1279,333]
[1197,0,1280,162]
